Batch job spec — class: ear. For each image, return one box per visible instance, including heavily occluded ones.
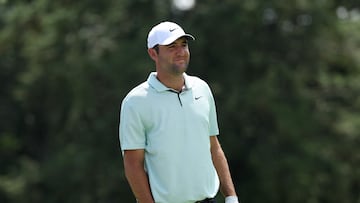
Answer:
[148,48,158,61]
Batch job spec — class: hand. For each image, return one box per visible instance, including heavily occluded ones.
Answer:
[225,196,239,203]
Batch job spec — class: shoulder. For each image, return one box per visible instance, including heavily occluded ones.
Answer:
[185,74,210,89]
[185,74,216,101]
[122,81,150,106]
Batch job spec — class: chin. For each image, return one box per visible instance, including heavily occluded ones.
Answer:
[172,64,188,73]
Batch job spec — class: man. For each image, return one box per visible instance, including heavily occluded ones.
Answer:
[119,21,239,203]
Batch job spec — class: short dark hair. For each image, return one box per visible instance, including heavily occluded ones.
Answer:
[153,45,159,54]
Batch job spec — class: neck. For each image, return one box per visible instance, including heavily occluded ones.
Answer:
[156,72,185,92]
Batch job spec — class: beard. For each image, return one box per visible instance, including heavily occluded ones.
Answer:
[170,60,189,75]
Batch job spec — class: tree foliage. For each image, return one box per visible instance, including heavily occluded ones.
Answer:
[0,0,359,202]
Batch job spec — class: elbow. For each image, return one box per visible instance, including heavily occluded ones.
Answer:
[123,155,145,179]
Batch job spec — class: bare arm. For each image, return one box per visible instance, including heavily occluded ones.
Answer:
[123,149,154,203]
[210,136,237,197]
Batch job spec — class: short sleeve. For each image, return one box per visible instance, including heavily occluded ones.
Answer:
[119,99,146,151]
[207,86,219,136]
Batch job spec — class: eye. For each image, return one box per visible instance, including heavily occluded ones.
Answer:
[181,41,188,47]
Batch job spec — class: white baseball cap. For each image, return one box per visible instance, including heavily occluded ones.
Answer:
[147,21,195,49]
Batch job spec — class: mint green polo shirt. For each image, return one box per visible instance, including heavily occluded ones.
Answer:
[119,72,220,203]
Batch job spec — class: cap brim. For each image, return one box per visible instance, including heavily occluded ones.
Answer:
[159,34,195,46]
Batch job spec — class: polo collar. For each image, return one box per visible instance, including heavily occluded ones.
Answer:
[148,72,193,92]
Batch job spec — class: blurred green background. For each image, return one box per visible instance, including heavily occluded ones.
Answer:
[1,0,360,202]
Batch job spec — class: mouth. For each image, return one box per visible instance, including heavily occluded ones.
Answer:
[174,58,187,63]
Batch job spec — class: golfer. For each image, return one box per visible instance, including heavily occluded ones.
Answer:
[119,21,239,203]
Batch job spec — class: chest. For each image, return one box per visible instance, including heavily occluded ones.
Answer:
[142,89,211,132]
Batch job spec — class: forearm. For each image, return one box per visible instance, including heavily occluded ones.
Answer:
[123,150,154,203]
[209,136,237,198]
[125,165,154,203]
[211,147,237,197]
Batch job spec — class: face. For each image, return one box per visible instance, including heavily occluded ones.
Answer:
[149,37,190,76]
